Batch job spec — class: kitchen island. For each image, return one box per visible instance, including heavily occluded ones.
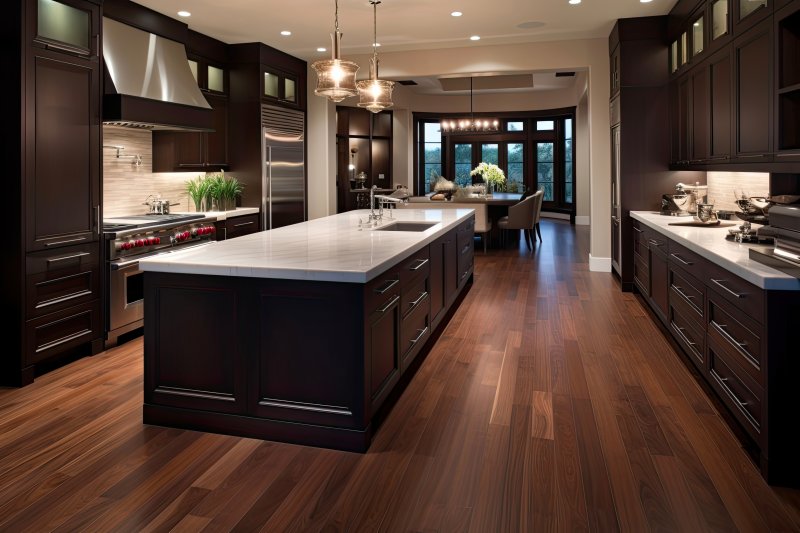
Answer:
[139,208,476,451]
[630,211,800,486]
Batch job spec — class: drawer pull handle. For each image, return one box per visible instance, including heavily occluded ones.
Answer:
[674,326,697,346]
[409,326,429,346]
[45,237,87,247]
[374,278,399,294]
[36,290,92,309]
[47,252,92,264]
[408,291,428,309]
[462,244,472,255]
[672,285,696,300]
[717,375,751,408]
[648,239,664,247]
[710,279,745,299]
[377,295,400,313]
[714,322,752,353]
[633,226,643,234]
[36,328,92,353]
[233,221,254,228]
[409,258,429,271]
[670,253,693,266]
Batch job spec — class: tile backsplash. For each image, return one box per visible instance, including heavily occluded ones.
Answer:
[103,126,201,217]
[706,171,770,212]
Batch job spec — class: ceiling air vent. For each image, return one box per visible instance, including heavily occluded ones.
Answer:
[397,80,418,85]
[555,72,576,77]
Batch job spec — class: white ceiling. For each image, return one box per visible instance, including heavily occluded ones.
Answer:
[132,0,675,93]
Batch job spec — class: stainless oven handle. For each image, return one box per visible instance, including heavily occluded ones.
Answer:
[110,259,140,271]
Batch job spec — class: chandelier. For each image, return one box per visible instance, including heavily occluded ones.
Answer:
[356,0,394,113]
[440,77,499,134]
[311,0,360,103]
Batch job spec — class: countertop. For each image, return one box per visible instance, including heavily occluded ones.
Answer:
[139,208,475,283]
[631,211,800,290]
[173,207,260,220]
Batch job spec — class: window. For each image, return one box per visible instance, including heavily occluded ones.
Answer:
[422,122,442,193]
[414,113,575,213]
[507,143,524,193]
[537,143,555,201]
[454,143,472,187]
[564,119,573,204]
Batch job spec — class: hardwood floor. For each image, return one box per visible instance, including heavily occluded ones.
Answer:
[2,220,799,532]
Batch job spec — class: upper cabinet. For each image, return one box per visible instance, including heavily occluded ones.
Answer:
[228,43,307,112]
[152,30,231,172]
[668,0,800,171]
[32,0,100,60]
[263,68,299,107]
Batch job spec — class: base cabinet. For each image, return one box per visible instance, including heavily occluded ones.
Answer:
[143,215,475,452]
[633,217,800,487]
[214,213,260,240]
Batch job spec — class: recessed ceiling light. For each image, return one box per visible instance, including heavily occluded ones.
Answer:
[373,42,381,47]
[280,30,292,36]
[451,11,462,17]
[177,10,191,17]
[640,0,653,3]
[568,0,581,4]
[470,35,480,41]
[317,47,327,52]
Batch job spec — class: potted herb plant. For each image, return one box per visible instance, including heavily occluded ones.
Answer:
[186,175,212,212]
[208,172,244,211]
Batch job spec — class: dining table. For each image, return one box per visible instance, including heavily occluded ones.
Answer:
[451,192,523,246]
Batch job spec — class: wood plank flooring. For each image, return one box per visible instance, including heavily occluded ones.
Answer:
[2,220,799,532]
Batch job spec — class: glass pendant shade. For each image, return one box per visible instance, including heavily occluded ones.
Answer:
[356,58,395,113]
[311,1,359,102]
[355,0,394,113]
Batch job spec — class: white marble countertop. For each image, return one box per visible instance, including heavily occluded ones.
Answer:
[173,207,260,221]
[139,208,475,283]
[631,211,800,290]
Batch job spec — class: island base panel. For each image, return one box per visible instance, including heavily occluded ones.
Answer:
[143,403,372,452]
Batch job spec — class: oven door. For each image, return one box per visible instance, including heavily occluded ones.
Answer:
[108,258,144,336]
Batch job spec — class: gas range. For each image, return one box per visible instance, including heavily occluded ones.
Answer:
[103,213,218,261]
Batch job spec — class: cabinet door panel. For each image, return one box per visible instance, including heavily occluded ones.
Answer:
[735,18,773,157]
[691,65,710,161]
[26,53,99,250]
[709,48,733,159]
[369,297,401,410]
[205,95,229,167]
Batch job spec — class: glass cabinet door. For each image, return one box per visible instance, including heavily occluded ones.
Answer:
[284,76,297,103]
[264,71,279,99]
[712,0,729,40]
[739,0,767,21]
[692,14,705,56]
[35,0,95,56]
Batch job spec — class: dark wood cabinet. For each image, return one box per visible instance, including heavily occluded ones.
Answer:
[632,220,669,324]
[153,94,230,171]
[2,0,104,386]
[734,16,774,159]
[691,64,711,161]
[214,213,260,240]
[336,107,394,213]
[709,47,734,159]
[634,216,800,487]
[732,0,773,34]
[609,17,679,291]
[144,216,474,452]
[775,2,800,159]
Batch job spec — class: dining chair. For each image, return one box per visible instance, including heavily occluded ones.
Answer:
[497,190,540,250]
[532,188,544,243]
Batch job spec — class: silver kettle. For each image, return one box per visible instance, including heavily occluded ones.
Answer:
[143,194,178,215]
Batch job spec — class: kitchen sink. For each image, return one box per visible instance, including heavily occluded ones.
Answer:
[375,221,438,232]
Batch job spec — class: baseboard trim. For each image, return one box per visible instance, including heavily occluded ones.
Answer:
[541,212,570,221]
[575,215,590,225]
[589,254,612,272]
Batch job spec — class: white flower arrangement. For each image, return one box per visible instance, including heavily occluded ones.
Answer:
[470,162,506,187]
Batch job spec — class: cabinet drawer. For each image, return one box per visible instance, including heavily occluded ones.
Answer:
[399,247,430,284]
[669,301,705,372]
[668,240,708,281]
[646,231,668,258]
[365,271,401,313]
[400,293,430,370]
[669,265,704,319]
[633,253,649,293]
[632,221,647,259]
[26,244,100,317]
[458,237,474,287]
[25,301,101,365]
[706,265,765,322]
[225,214,260,239]
[708,338,763,439]
[708,295,764,387]
[401,275,429,318]
[459,215,475,236]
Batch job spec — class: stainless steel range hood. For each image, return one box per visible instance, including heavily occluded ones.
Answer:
[102,17,213,132]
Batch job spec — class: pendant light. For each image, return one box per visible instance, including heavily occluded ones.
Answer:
[440,77,499,134]
[356,0,395,113]
[311,0,360,102]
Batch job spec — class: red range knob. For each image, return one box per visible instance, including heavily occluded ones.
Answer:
[154,237,161,244]
[209,226,215,233]
[196,228,204,236]
[183,231,190,239]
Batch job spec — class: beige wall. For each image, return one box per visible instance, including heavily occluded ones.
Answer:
[307,38,611,267]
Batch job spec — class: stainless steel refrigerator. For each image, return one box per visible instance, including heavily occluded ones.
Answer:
[261,105,306,230]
